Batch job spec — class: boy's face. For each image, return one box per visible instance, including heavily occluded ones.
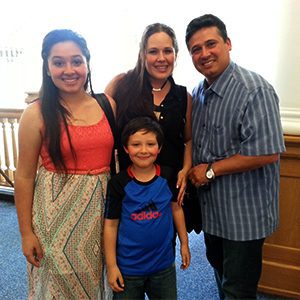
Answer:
[124,130,161,169]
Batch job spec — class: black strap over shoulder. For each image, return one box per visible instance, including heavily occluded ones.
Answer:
[94,93,116,140]
[94,93,118,175]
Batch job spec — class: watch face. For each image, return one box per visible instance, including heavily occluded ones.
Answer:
[206,167,215,181]
[206,170,213,179]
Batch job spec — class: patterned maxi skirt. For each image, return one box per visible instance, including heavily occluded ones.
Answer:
[28,167,112,300]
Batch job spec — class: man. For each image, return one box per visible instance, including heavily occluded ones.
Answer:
[186,14,285,299]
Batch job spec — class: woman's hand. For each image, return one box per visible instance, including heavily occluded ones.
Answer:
[21,232,43,267]
[176,169,188,206]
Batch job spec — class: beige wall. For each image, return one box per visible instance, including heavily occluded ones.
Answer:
[275,0,300,135]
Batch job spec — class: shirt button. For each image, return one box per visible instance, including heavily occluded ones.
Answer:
[160,116,164,119]
[161,104,164,107]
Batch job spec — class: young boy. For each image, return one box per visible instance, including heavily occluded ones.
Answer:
[104,116,190,300]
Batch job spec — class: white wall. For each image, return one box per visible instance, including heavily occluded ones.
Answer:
[1,0,299,134]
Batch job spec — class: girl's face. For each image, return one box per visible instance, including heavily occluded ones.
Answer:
[124,130,161,170]
[145,32,176,83]
[47,41,88,96]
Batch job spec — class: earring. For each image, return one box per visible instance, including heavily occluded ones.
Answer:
[47,71,51,76]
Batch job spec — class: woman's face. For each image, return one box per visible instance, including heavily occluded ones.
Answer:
[145,32,176,82]
[47,41,88,96]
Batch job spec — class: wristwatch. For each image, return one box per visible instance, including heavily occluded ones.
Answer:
[205,163,215,181]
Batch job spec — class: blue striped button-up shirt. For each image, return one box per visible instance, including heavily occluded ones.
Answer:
[192,61,286,241]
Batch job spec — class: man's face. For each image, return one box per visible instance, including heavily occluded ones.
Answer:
[188,26,231,85]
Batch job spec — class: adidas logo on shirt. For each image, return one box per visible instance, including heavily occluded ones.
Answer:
[130,201,162,221]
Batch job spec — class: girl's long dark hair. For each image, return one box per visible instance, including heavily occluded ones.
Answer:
[39,29,93,172]
[112,23,179,130]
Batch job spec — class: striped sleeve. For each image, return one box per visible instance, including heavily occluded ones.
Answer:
[240,86,285,156]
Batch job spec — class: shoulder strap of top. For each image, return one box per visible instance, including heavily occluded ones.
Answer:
[174,85,188,119]
[94,93,118,174]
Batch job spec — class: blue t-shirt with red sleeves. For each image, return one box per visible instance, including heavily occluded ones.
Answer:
[104,164,178,276]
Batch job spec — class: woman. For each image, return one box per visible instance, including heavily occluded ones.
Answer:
[105,23,192,204]
[14,29,115,299]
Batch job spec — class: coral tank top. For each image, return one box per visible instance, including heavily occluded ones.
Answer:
[40,114,114,174]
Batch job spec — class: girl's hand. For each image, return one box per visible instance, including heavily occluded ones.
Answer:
[22,232,43,267]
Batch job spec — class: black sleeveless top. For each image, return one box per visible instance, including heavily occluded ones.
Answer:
[118,77,187,172]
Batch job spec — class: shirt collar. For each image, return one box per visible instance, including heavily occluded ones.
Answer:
[201,61,235,99]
